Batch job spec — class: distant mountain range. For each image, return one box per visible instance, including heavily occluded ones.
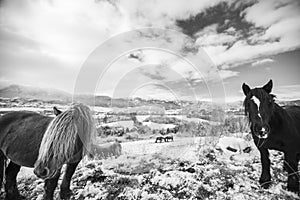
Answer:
[0,84,299,109]
[0,84,72,102]
[0,84,182,109]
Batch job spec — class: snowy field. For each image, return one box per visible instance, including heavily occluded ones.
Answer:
[2,135,299,200]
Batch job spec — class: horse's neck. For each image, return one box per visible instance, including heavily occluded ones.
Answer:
[270,103,287,128]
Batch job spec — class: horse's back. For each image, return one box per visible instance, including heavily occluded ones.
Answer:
[0,111,52,167]
[0,111,50,135]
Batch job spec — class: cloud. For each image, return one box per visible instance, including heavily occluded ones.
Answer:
[204,36,299,68]
[251,58,274,66]
[118,0,223,29]
[218,69,239,79]
[176,1,256,38]
[139,65,166,81]
[244,0,299,28]
[178,0,300,68]
[0,0,128,65]
[274,84,300,100]
[127,50,145,62]
[196,32,237,46]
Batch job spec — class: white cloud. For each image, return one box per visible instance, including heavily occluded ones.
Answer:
[196,33,237,46]
[244,0,299,28]
[1,0,129,65]
[251,58,274,66]
[204,36,299,68]
[218,70,239,79]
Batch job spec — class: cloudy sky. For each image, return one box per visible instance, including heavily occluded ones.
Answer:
[0,0,300,102]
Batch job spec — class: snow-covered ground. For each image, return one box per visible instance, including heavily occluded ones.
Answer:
[99,121,135,129]
[2,136,300,200]
[166,115,211,124]
[142,121,176,130]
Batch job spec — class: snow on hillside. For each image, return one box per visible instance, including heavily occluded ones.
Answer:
[142,122,176,130]
[99,121,135,129]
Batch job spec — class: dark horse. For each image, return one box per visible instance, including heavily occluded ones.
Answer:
[155,136,165,143]
[242,80,300,193]
[0,104,95,200]
[164,135,174,142]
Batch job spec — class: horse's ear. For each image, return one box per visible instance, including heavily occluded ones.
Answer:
[262,79,273,94]
[53,107,62,116]
[242,83,251,96]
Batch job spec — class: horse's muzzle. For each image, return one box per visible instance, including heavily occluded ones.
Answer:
[34,166,50,179]
[254,125,270,139]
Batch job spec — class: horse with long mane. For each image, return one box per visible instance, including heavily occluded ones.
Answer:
[0,103,96,200]
[242,80,300,194]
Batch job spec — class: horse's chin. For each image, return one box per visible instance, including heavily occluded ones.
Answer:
[259,134,268,139]
[256,133,269,139]
[253,131,269,139]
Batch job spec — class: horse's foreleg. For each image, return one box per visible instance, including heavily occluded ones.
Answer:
[4,161,23,200]
[283,154,288,172]
[0,151,6,194]
[43,170,60,200]
[259,148,271,189]
[60,161,80,199]
[285,153,299,194]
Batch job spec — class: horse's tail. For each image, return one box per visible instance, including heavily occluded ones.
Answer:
[0,150,7,191]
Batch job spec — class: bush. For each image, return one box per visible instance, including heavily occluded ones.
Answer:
[124,132,140,140]
[144,116,182,124]
[224,115,249,133]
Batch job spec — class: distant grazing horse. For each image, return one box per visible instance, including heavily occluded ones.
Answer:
[164,135,174,142]
[242,80,300,194]
[88,141,122,159]
[0,104,95,200]
[155,136,165,143]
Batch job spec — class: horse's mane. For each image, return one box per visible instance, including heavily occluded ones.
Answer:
[36,103,96,167]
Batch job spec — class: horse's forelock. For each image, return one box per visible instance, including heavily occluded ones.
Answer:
[36,103,96,168]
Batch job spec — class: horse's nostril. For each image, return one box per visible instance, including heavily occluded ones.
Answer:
[263,125,270,133]
[36,167,50,178]
[254,126,260,133]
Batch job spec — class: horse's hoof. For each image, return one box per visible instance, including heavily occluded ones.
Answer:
[60,189,72,200]
[42,194,54,200]
[287,187,299,195]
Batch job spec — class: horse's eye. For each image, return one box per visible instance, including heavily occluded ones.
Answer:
[268,99,273,105]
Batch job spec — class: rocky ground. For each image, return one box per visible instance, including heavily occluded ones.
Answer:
[1,136,299,200]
